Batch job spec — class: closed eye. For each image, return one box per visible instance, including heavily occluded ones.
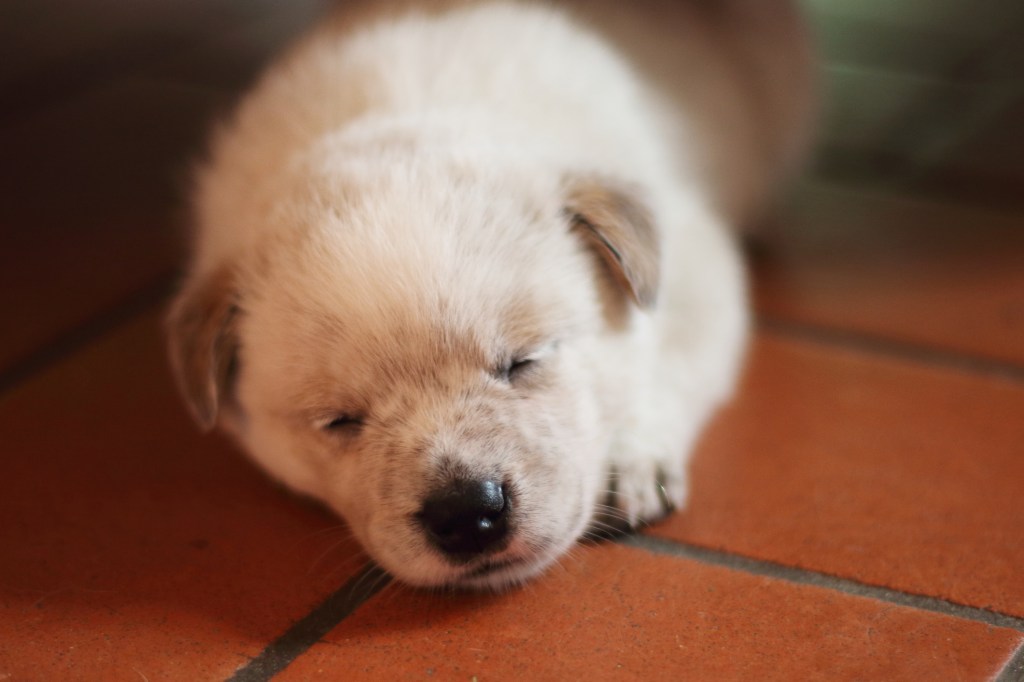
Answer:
[494,341,560,383]
[499,357,536,383]
[321,414,364,433]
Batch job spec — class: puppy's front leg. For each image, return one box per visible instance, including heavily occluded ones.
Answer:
[596,368,702,532]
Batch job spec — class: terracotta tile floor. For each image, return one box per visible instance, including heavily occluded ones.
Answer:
[3,2,1024,681]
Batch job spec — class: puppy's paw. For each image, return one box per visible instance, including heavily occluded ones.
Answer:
[590,453,688,537]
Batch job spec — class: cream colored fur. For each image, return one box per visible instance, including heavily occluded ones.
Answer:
[168,0,814,589]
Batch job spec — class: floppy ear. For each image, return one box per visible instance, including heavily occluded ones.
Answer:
[564,178,661,308]
[165,266,240,431]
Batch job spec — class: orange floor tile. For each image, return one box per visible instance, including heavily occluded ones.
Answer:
[3,1,1024,681]
[754,183,1024,366]
[278,545,1021,682]
[652,331,1024,617]
[0,315,363,680]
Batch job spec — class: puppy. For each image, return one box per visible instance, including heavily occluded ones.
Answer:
[167,0,814,589]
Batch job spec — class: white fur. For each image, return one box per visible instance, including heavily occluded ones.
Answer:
[174,0,812,589]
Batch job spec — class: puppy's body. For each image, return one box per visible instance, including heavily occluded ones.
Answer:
[170,0,813,589]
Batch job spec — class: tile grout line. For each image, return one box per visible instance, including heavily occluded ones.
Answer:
[619,534,1024,633]
[228,563,391,682]
[758,316,1024,385]
[995,641,1024,682]
[0,274,177,396]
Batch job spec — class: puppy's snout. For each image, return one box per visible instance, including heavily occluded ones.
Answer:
[418,478,510,561]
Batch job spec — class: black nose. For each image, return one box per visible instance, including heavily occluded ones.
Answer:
[418,478,510,561]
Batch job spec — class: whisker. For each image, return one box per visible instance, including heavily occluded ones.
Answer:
[323,554,372,583]
[362,568,395,602]
[286,524,356,554]
[590,505,632,523]
[370,578,404,608]
[345,561,388,602]
[309,537,363,574]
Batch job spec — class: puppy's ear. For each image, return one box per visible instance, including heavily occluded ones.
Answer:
[166,266,240,431]
[564,178,660,308]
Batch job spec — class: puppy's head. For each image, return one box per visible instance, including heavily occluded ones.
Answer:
[168,149,659,589]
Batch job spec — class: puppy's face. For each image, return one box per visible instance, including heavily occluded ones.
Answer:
[169,148,658,589]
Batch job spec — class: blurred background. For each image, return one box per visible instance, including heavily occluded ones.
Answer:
[0,0,1022,382]
[805,0,1024,205]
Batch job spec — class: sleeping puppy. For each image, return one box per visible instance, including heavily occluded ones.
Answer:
[167,0,814,589]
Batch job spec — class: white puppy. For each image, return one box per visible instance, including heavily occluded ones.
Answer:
[168,0,814,589]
